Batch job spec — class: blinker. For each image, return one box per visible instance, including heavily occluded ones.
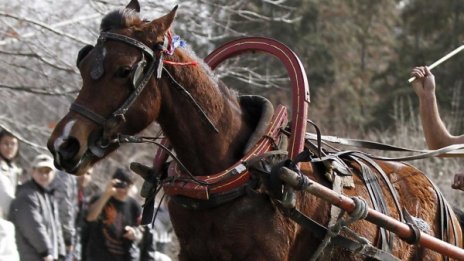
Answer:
[90,44,107,80]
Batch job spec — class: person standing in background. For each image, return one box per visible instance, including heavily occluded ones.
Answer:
[74,167,100,261]
[9,154,65,261]
[127,186,170,261]
[0,206,19,261]
[0,130,23,216]
[84,168,142,261]
[51,170,78,261]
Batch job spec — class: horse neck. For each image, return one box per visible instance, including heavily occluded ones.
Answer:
[157,50,253,175]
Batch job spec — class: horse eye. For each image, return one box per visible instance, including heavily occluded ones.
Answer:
[115,66,132,78]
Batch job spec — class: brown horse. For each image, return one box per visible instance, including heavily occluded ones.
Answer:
[47,1,462,260]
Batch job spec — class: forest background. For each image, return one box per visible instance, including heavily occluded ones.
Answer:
[1,0,464,209]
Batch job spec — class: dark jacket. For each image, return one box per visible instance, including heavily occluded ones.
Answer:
[9,180,65,261]
[51,171,78,247]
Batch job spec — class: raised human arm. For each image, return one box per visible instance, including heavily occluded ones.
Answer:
[85,180,116,222]
[410,66,464,149]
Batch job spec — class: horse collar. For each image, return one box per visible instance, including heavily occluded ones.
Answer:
[163,105,289,209]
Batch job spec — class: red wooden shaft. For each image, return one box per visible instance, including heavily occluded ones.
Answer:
[279,167,464,260]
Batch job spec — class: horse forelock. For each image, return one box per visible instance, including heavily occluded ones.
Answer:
[100,9,143,32]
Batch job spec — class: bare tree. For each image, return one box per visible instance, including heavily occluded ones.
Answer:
[0,0,297,173]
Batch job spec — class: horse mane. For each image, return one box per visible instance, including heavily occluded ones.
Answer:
[100,9,143,32]
[166,42,240,102]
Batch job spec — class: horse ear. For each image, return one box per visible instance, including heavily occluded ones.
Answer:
[126,0,140,12]
[149,5,178,33]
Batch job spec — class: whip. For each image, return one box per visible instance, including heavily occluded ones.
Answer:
[408,44,464,83]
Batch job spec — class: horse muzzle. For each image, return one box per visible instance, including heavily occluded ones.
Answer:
[48,137,84,174]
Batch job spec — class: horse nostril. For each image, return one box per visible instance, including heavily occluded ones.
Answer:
[57,137,81,161]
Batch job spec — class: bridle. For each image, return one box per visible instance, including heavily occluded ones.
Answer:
[71,31,161,127]
[70,31,162,158]
[69,31,218,158]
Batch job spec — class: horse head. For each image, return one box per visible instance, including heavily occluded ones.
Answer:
[47,0,177,174]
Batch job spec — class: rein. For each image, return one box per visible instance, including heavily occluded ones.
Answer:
[305,131,464,161]
[116,134,219,186]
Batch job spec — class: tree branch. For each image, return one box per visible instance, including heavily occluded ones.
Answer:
[0,122,48,151]
[0,12,94,46]
[0,84,78,96]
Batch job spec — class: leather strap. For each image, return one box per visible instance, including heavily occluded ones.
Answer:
[70,103,106,125]
[401,208,422,244]
[351,153,404,222]
[306,133,464,159]
[306,133,426,152]
[100,32,155,57]
[424,176,460,261]
[280,206,401,261]
[171,178,259,210]
[347,156,394,252]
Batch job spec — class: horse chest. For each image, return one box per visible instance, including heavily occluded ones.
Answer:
[169,195,290,261]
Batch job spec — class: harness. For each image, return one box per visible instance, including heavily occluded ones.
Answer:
[132,125,462,260]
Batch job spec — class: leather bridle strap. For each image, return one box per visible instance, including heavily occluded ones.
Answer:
[99,32,159,123]
[100,32,155,57]
[70,103,106,125]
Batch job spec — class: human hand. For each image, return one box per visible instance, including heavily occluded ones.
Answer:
[43,255,54,261]
[410,66,436,99]
[452,173,464,191]
[123,226,137,241]
[66,244,74,254]
[103,179,119,196]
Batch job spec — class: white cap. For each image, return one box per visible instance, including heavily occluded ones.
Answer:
[32,154,55,170]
